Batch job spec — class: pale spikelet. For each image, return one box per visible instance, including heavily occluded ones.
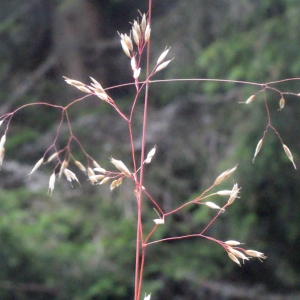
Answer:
[90,77,105,93]
[252,138,263,163]
[153,218,165,225]
[157,47,171,65]
[228,247,249,262]
[133,20,141,39]
[99,177,111,185]
[205,201,224,212]
[133,68,141,79]
[94,91,109,102]
[88,167,97,184]
[28,157,44,175]
[63,76,91,93]
[155,58,174,73]
[214,165,237,186]
[227,183,240,205]
[123,33,133,51]
[58,160,68,178]
[278,97,285,110]
[0,134,6,149]
[283,144,296,169]
[0,120,4,126]
[144,293,151,300]
[64,168,79,185]
[216,190,232,196]
[48,172,56,196]
[144,145,157,164]
[132,27,140,46]
[144,24,151,42]
[110,157,131,177]
[110,179,119,191]
[0,148,5,165]
[92,160,101,169]
[89,174,105,182]
[225,240,243,246]
[74,160,87,172]
[120,39,131,57]
[47,152,59,163]
[245,250,267,262]
[141,14,147,32]
[228,252,241,266]
[94,167,107,174]
[87,167,95,177]
[131,57,136,71]
[240,94,256,104]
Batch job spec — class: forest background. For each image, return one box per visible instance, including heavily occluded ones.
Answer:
[0,0,300,299]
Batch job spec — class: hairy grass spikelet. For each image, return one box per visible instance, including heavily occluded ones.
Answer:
[63,76,91,93]
[227,183,240,205]
[63,168,79,184]
[141,14,147,32]
[144,24,151,42]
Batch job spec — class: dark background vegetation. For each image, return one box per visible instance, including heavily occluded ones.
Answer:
[0,0,300,299]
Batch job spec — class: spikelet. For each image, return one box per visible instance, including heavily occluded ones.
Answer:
[48,173,56,196]
[157,47,171,65]
[228,252,241,266]
[278,97,285,110]
[282,144,296,169]
[110,157,131,177]
[144,145,157,164]
[214,165,237,186]
[28,157,44,175]
[74,160,87,172]
[224,240,243,246]
[155,59,174,73]
[47,152,59,163]
[252,138,263,163]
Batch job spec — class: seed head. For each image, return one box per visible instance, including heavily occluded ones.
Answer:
[28,157,44,175]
